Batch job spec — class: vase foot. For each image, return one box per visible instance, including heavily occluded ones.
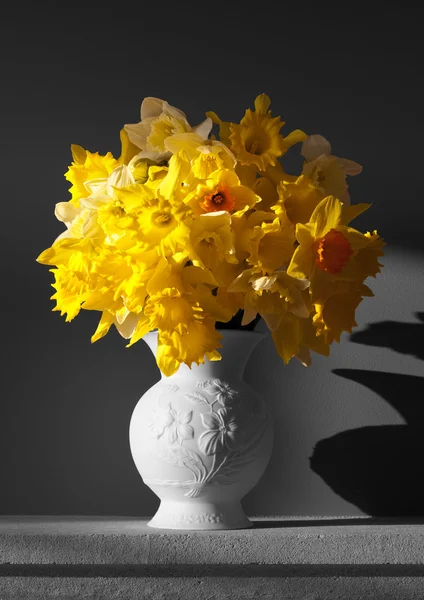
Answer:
[148,500,252,530]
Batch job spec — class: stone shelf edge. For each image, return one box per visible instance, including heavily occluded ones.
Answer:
[1,516,423,567]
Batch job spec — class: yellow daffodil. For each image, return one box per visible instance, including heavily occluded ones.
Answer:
[293,316,331,367]
[127,155,151,183]
[37,95,384,375]
[301,135,362,204]
[286,196,384,344]
[144,288,203,336]
[55,165,135,243]
[262,161,295,186]
[164,132,236,180]
[65,145,119,206]
[191,144,236,180]
[252,177,279,212]
[312,283,370,344]
[188,211,242,287]
[53,203,95,242]
[228,268,310,331]
[49,264,90,322]
[271,310,331,365]
[118,128,141,166]
[90,254,171,343]
[287,196,372,282]
[37,237,101,320]
[355,230,386,280]
[229,94,307,171]
[242,211,295,274]
[113,180,192,256]
[37,236,97,270]
[124,97,212,163]
[124,256,231,346]
[156,319,222,376]
[205,110,232,147]
[185,168,261,217]
[273,175,325,225]
[189,212,238,275]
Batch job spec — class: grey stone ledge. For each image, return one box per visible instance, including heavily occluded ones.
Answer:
[1,516,424,568]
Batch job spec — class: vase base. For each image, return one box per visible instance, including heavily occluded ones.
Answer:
[148,500,252,530]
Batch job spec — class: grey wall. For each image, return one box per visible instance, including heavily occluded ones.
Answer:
[1,5,423,516]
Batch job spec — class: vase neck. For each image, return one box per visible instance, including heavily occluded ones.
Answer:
[143,330,266,382]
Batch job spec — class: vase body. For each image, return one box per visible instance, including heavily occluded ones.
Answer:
[129,330,274,530]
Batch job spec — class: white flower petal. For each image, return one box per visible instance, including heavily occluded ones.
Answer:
[107,165,135,197]
[124,121,152,151]
[80,195,111,210]
[83,178,108,196]
[337,158,363,176]
[251,275,277,291]
[54,202,81,226]
[114,312,139,339]
[193,117,213,140]
[135,149,171,163]
[140,97,165,120]
[301,134,331,161]
[162,100,189,123]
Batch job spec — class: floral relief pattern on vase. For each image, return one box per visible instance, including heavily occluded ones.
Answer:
[154,513,225,526]
[144,379,268,498]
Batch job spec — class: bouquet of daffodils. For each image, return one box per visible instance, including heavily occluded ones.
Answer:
[37,95,384,375]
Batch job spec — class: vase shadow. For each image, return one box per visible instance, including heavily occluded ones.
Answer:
[252,516,424,529]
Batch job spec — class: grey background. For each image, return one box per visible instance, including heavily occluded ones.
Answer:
[1,4,423,516]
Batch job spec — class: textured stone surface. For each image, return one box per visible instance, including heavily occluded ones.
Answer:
[1,575,424,600]
[1,517,424,599]
[1,516,424,565]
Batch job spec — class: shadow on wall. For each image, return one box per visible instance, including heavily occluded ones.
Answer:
[309,313,424,516]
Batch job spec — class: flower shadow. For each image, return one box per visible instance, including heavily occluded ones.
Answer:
[349,312,424,361]
[310,370,424,516]
[310,316,424,516]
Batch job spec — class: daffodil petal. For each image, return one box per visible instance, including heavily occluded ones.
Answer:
[310,196,342,238]
[301,134,331,161]
[193,117,212,140]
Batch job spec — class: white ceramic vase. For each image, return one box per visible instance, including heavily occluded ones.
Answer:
[129,330,274,530]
